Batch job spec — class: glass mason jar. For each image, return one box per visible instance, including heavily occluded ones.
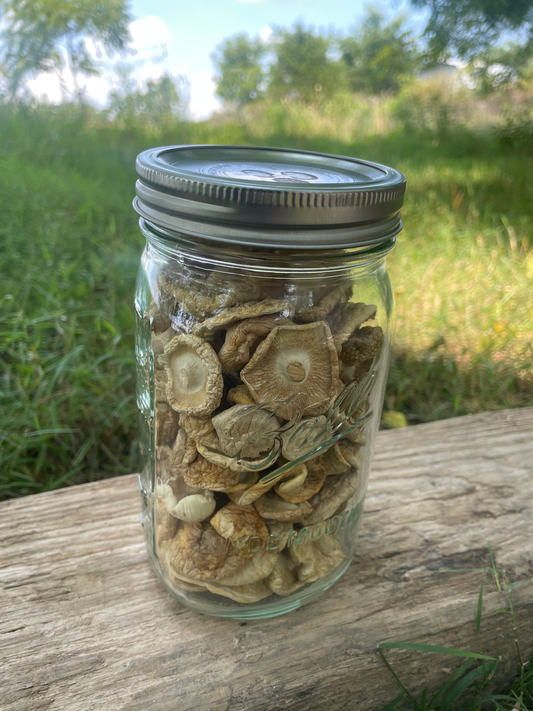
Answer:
[133,146,406,619]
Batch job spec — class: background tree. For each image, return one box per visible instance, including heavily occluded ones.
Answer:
[411,0,533,61]
[0,0,131,98]
[211,33,265,107]
[340,9,421,94]
[268,23,342,103]
[107,70,189,127]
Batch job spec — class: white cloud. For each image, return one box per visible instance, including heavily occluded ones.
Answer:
[188,72,222,120]
[259,25,273,43]
[129,16,171,52]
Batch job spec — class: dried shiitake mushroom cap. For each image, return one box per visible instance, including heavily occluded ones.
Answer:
[340,326,384,366]
[166,522,230,582]
[281,415,333,461]
[196,440,278,473]
[212,405,281,459]
[159,334,223,416]
[254,492,313,523]
[211,503,269,557]
[289,534,346,584]
[297,285,352,322]
[183,455,243,491]
[268,552,305,596]
[276,457,328,503]
[328,302,377,349]
[214,549,279,587]
[303,469,360,525]
[193,299,294,337]
[219,314,291,373]
[242,322,339,421]
[179,413,220,450]
[227,384,255,405]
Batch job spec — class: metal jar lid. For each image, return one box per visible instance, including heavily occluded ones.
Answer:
[134,145,406,250]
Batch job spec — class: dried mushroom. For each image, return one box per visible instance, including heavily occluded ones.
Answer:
[339,359,374,386]
[205,579,271,603]
[303,470,360,525]
[155,401,180,448]
[227,384,255,405]
[165,522,229,582]
[233,462,306,506]
[281,416,333,461]
[242,322,339,421]
[268,552,305,596]
[179,413,220,449]
[328,302,377,349]
[340,326,384,366]
[219,314,290,372]
[212,405,281,459]
[159,334,223,416]
[297,285,352,322]
[214,549,279,587]
[254,492,312,523]
[172,493,216,523]
[182,455,243,491]
[275,457,328,503]
[155,493,178,550]
[193,299,294,337]
[196,441,278,473]
[289,534,345,584]
[158,269,261,321]
[211,503,269,557]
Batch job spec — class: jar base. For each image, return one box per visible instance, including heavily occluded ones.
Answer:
[148,550,353,620]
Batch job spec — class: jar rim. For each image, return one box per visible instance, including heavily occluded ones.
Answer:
[134,145,406,250]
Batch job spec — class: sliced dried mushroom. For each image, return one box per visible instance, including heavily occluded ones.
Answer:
[233,462,305,506]
[182,455,243,491]
[328,302,377,349]
[158,269,261,321]
[159,334,223,416]
[302,470,360,525]
[218,314,290,373]
[179,413,220,450]
[281,416,333,461]
[227,384,255,405]
[193,299,294,337]
[268,553,305,596]
[212,405,281,459]
[211,503,269,557]
[323,442,351,475]
[275,457,328,503]
[205,579,272,603]
[340,326,384,366]
[196,441,278,473]
[297,285,352,322]
[172,492,217,523]
[254,492,313,523]
[164,567,209,591]
[242,322,339,421]
[289,534,345,584]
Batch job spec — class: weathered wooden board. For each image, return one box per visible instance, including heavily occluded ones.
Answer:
[1,408,532,711]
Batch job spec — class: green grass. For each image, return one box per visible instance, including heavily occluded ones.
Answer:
[0,103,532,497]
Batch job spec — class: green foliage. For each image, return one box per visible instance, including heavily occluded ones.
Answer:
[340,9,422,94]
[211,33,266,106]
[268,23,342,103]
[107,70,189,127]
[0,96,532,498]
[411,0,533,61]
[0,0,131,97]
[377,549,533,710]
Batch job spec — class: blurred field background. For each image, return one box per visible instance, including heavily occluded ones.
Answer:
[1,4,533,502]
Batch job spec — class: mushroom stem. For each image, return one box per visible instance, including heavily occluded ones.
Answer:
[287,361,306,382]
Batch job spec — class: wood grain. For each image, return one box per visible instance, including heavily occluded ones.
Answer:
[1,408,532,711]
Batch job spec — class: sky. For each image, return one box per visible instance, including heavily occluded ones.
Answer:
[28,0,418,120]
